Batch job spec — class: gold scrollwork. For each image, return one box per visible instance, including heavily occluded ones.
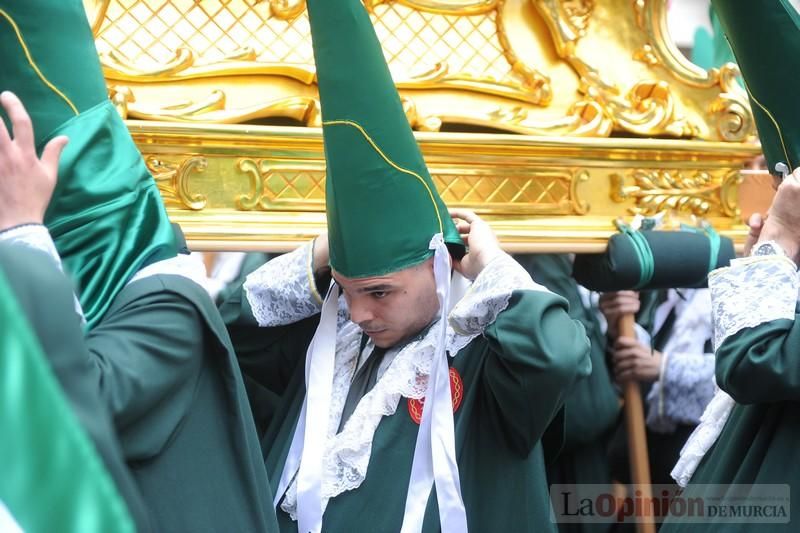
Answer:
[496,0,553,106]
[401,98,443,132]
[610,169,739,217]
[570,169,590,215]
[631,0,753,141]
[268,0,307,20]
[147,156,208,211]
[534,0,694,137]
[108,85,134,119]
[123,89,320,125]
[632,0,713,88]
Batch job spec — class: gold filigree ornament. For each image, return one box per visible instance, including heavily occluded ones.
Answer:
[610,169,741,218]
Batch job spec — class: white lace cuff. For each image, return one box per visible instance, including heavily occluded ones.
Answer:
[671,389,736,487]
[709,255,798,350]
[449,252,547,336]
[647,351,716,432]
[244,241,323,327]
[0,224,63,269]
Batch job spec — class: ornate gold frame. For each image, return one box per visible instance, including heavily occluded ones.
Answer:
[85,0,760,251]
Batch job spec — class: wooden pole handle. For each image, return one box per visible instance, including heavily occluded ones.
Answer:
[618,313,656,533]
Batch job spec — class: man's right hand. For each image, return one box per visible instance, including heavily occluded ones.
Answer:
[757,167,800,264]
[0,91,68,232]
[599,290,640,339]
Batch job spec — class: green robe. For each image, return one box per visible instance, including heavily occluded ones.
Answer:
[516,254,620,533]
[96,269,277,532]
[3,230,278,532]
[661,316,800,532]
[0,243,137,533]
[222,251,592,532]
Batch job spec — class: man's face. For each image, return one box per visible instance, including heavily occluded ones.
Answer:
[332,258,439,348]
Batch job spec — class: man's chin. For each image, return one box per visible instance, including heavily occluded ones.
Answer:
[365,330,395,348]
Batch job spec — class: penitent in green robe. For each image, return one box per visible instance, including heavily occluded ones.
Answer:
[662,255,800,532]
[0,242,150,532]
[2,228,279,533]
[221,244,592,532]
[0,244,137,533]
[515,254,620,533]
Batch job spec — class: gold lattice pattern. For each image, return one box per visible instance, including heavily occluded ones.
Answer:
[264,169,326,203]
[372,4,511,82]
[97,0,313,65]
[95,0,513,82]
[433,175,571,206]
[246,170,571,212]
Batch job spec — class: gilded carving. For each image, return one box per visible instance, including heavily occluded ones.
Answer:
[496,0,552,105]
[236,159,327,211]
[631,0,753,141]
[366,0,499,15]
[268,0,307,20]
[610,169,740,218]
[118,86,321,126]
[147,155,208,211]
[232,157,588,216]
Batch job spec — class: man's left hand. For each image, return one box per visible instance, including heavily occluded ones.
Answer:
[0,91,68,231]
[611,336,662,383]
[448,208,503,280]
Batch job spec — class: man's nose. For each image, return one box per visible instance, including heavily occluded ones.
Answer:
[349,297,374,325]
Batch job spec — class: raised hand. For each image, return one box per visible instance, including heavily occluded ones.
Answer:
[0,91,68,231]
[448,208,503,281]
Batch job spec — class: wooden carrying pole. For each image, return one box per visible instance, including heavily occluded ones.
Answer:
[618,313,656,533]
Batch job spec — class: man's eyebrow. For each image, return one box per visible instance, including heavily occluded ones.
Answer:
[358,284,394,293]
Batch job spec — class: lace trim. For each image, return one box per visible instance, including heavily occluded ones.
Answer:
[280,251,544,520]
[127,253,210,293]
[709,256,798,350]
[671,389,735,487]
[0,224,85,323]
[646,289,715,433]
[647,351,716,433]
[244,242,322,327]
[673,259,799,487]
[449,253,546,335]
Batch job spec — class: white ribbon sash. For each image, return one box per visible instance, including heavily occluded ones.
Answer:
[401,234,468,533]
[274,281,340,533]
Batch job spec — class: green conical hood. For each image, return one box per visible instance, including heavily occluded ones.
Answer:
[713,0,800,174]
[0,0,177,328]
[306,0,463,278]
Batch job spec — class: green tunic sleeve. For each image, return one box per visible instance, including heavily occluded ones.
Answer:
[84,275,207,460]
[715,316,800,403]
[516,254,620,451]
[482,289,592,454]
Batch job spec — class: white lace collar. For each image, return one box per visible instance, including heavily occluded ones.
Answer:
[280,253,544,519]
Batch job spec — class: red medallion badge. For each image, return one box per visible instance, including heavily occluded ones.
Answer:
[407,367,464,425]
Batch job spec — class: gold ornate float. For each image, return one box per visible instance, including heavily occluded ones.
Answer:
[83,0,760,252]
